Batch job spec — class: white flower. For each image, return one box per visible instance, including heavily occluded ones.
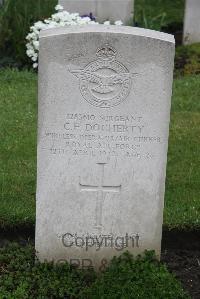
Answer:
[31,52,38,61]
[26,5,124,69]
[33,40,39,50]
[31,56,38,62]
[26,49,35,57]
[47,21,59,28]
[55,4,64,11]
[71,13,79,19]
[26,43,34,50]
[81,16,91,23]
[33,63,38,68]
[34,21,46,30]
[44,19,51,24]
[26,32,37,41]
[115,20,123,26]
[59,21,66,27]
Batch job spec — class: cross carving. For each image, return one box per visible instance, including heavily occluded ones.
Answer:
[79,163,121,229]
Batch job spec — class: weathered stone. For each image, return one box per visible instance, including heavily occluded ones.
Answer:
[35,25,175,271]
[59,0,134,24]
[183,0,200,45]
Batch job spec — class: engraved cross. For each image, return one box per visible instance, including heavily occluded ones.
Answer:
[79,163,121,229]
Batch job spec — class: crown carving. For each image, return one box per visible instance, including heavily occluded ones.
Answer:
[96,44,117,60]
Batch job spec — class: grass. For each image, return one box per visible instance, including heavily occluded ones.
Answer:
[0,245,189,299]
[175,43,200,77]
[0,0,57,67]
[0,69,37,229]
[164,75,200,229]
[134,0,185,30]
[0,68,200,231]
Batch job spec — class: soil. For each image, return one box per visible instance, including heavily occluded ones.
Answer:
[0,228,199,299]
[161,229,200,299]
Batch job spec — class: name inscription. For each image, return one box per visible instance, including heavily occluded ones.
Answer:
[42,113,162,159]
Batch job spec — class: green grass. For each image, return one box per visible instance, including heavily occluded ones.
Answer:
[175,43,200,77]
[0,0,57,67]
[0,245,189,299]
[164,75,200,229]
[0,69,37,229]
[134,0,185,30]
[0,69,200,230]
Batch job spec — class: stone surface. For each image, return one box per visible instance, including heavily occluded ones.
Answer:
[183,0,200,45]
[59,0,134,24]
[35,25,175,271]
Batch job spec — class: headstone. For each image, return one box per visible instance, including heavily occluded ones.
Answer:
[35,25,175,271]
[183,0,200,45]
[58,0,134,24]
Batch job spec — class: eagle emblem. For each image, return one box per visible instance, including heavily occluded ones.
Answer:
[70,45,134,108]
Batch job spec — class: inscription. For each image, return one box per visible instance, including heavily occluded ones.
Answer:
[64,122,144,133]
[42,112,161,160]
[65,113,142,122]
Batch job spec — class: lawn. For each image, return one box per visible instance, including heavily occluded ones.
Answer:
[165,75,200,229]
[0,69,37,229]
[0,68,199,231]
[134,0,185,30]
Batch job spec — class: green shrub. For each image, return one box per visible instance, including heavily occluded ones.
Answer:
[0,243,189,299]
[82,251,190,299]
[134,0,184,31]
[134,0,167,31]
[0,243,96,299]
[0,0,56,68]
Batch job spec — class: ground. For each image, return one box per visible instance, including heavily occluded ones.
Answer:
[162,229,200,299]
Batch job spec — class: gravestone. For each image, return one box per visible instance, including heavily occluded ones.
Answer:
[58,0,134,24]
[35,25,175,271]
[183,0,200,44]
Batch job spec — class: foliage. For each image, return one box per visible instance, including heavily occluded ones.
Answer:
[134,1,167,31]
[0,0,186,68]
[0,242,96,298]
[175,43,200,77]
[82,251,189,298]
[0,244,189,298]
[134,0,184,31]
[0,0,57,68]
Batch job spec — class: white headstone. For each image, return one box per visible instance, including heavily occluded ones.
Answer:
[35,25,175,271]
[183,0,200,45]
[58,0,134,24]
